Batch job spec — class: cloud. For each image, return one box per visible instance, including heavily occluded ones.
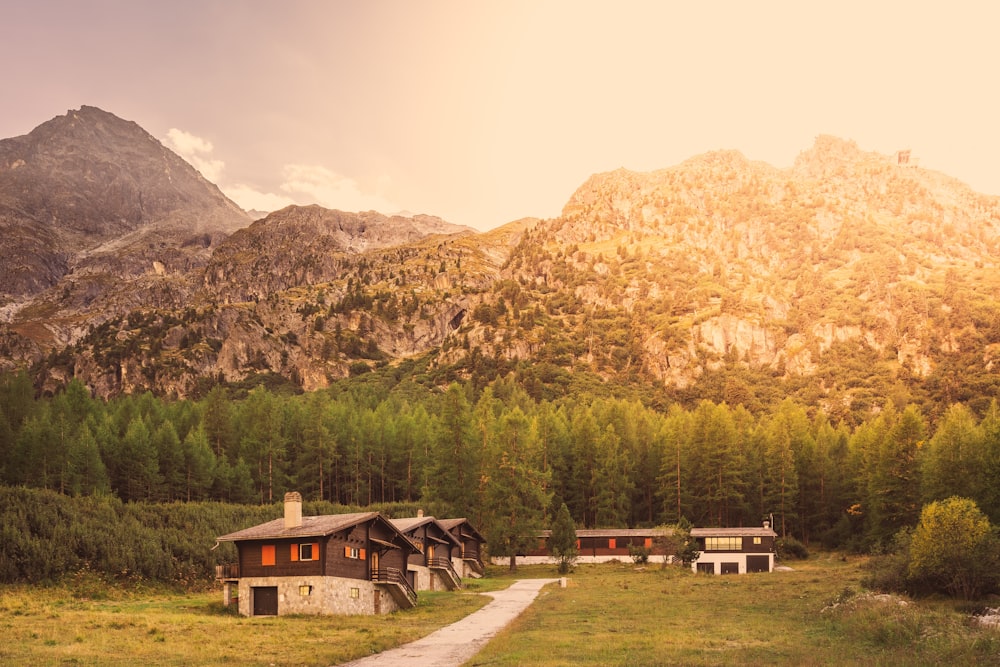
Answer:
[161,128,401,216]
[220,184,296,214]
[163,128,225,183]
[279,164,399,214]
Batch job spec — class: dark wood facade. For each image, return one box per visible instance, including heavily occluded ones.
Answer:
[217,503,419,615]
[439,518,487,577]
[526,528,672,560]
[391,516,463,590]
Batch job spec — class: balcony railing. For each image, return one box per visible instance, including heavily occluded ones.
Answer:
[215,563,240,580]
[372,566,417,606]
[428,556,462,588]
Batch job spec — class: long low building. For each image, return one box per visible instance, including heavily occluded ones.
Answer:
[493,522,778,573]
[493,527,674,566]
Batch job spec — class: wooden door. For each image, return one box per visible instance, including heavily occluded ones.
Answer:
[252,586,278,616]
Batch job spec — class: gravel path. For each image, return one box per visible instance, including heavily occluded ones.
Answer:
[337,578,558,666]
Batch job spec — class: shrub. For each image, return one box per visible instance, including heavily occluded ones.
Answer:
[776,536,810,560]
[628,543,650,565]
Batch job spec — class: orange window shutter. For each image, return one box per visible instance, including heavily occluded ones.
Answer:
[609,538,616,549]
[344,545,351,558]
[313,543,320,559]
[359,548,366,560]
[291,544,298,561]
[576,539,580,550]
[645,538,652,548]
[262,544,275,566]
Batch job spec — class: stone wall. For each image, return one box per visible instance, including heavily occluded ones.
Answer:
[237,575,403,616]
[408,564,432,591]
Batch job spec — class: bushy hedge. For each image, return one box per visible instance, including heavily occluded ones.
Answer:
[0,486,432,586]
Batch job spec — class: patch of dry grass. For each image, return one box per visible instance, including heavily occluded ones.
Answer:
[0,583,487,666]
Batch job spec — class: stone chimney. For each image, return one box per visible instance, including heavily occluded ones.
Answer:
[284,492,302,529]
[417,508,424,518]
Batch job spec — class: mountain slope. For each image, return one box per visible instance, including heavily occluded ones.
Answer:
[456,137,1000,418]
[0,106,252,358]
[3,108,1000,418]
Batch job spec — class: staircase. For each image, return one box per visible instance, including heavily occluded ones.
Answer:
[428,557,463,590]
[372,567,417,608]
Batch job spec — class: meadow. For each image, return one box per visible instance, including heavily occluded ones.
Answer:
[2,557,998,666]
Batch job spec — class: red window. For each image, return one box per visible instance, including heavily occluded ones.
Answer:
[262,544,275,566]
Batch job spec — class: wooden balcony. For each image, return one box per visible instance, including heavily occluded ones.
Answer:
[215,563,240,580]
[372,566,417,608]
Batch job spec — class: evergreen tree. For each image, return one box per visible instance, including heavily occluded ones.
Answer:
[549,501,578,573]
[481,408,551,571]
[922,403,981,504]
[592,425,633,527]
[67,422,110,496]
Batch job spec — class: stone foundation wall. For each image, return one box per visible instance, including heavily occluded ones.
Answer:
[237,576,402,616]
[408,564,432,591]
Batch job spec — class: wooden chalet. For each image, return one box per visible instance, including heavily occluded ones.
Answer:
[438,517,487,578]
[690,522,778,574]
[215,492,419,616]
[390,513,463,591]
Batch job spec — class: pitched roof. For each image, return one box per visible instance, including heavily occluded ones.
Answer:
[537,528,673,538]
[390,516,462,546]
[217,511,381,542]
[690,527,777,538]
[439,518,487,543]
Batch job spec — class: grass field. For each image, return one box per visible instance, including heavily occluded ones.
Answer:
[471,557,1000,666]
[2,557,998,666]
[0,581,487,666]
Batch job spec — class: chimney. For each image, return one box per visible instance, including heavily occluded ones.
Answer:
[417,508,424,518]
[284,492,302,529]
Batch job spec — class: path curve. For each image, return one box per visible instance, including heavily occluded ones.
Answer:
[337,578,558,667]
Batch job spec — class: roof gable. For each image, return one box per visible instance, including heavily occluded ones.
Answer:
[390,516,462,547]
[439,517,486,543]
[217,511,385,542]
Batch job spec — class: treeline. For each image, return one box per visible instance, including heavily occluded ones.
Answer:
[3,370,1000,553]
[0,485,432,584]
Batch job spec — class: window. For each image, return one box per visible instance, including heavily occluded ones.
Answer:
[350,587,360,599]
[344,546,367,560]
[753,537,762,545]
[261,544,276,566]
[299,585,312,596]
[291,543,319,562]
[704,536,742,551]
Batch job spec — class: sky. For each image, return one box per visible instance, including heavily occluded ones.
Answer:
[2,1,998,231]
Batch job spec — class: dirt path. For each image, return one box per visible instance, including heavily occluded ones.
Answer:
[337,578,558,666]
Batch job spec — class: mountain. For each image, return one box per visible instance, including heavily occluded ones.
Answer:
[488,136,1000,417]
[3,108,1000,420]
[0,106,252,361]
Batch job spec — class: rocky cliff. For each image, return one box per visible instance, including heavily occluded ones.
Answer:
[3,108,1000,414]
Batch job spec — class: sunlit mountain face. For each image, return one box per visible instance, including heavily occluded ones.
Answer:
[2,109,1000,422]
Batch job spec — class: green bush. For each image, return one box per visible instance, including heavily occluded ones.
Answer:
[776,536,810,560]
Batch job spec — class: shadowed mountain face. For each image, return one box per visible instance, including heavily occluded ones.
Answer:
[0,105,250,303]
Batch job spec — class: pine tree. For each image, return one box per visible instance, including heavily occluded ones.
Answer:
[549,502,578,573]
[481,408,551,571]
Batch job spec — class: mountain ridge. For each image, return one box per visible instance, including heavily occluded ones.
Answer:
[2,107,999,419]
